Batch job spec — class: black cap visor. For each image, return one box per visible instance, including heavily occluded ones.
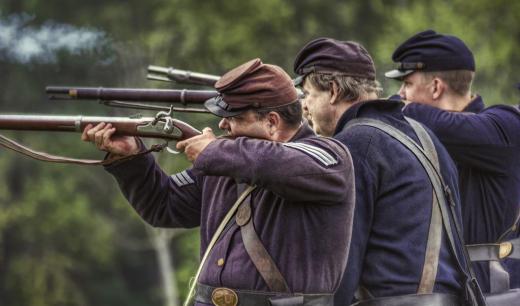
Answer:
[384,69,415,80]
[293,75,304,87]
[204,97,250,118]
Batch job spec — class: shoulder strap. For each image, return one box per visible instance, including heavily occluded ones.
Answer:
[235,184,290,292]
[183,185,257,306]
[405,117,443,294]
[345,118,486,305]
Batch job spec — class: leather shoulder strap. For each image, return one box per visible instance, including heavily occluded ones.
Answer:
[236,185,290,292]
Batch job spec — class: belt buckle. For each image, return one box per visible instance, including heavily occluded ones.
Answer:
[211,287,238,306]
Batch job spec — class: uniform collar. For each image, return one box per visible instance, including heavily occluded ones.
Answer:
[334,99,405,135]
[289,120,316,141]
[462,95,485,113]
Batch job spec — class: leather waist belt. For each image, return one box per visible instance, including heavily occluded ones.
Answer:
[467,238,520,261]
[195,283,333,306]
[485,288,520,306]
[351,293,461,306]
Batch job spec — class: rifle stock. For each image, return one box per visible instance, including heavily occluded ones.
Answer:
[46,86,218,104]
[0,114,201,141]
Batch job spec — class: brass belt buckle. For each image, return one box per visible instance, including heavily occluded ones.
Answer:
[211,287,238,306]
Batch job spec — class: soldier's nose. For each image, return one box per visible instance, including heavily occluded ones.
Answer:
[218,118,229,130]
[398,84,406,99]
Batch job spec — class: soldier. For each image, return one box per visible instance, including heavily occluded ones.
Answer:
[385,30,520,301]
[82,58,356,306]
[293,38,481,305]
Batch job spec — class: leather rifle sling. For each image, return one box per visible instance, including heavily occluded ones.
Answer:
[0,133,167,165]
[405,117,443,294]
[183,185,257,306]
[346,118,486,305]
[235,184,291,293]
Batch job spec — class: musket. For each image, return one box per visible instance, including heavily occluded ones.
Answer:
[147,65,220,87]
[46,86,218,105]
[0,109,201,165]
[146,65,306,100]
[0,114,200,141]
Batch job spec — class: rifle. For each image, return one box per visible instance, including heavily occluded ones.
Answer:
[0,108,201,165]
[147,65,220,87]
[46,86,218,106]
[146,65,306,100]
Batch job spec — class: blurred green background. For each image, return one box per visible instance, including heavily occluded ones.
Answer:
[0,1,518,305]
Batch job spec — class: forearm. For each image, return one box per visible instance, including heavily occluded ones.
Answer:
[193,137,352,203]
[105,153,201,228]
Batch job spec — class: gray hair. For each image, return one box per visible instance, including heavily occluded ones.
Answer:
[304,72,383,102]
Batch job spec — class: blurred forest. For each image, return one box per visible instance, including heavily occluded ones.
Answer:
[0,1,518,305]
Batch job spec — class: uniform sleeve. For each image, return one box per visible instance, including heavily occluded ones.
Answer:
[403,103,520,172]
[104,152,202,228]
[192,137,353,204]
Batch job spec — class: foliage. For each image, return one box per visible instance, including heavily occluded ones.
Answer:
[0,0,518,305]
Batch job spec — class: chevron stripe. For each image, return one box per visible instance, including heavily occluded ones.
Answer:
[283,142,337,166]
[180,170,195,184]
[171,170,195,187]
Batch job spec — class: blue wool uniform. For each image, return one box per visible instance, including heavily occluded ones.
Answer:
[333,99,465,305]
[104,124,356,306]
[403,96,520,293]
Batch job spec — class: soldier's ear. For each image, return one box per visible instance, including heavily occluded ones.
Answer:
[266,111,281,132]
[329,81,340,104]
[432,77,445,100]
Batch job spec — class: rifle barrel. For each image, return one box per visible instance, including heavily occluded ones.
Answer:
[0,114,200,141]
[45,86,218,104]
[147,65,220,86]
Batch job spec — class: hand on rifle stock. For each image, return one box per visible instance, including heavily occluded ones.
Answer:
[82,122,140,156]
[176,127,216,162]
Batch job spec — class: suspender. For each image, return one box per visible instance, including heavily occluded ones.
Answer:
[405,118,443,294]
[345,118,486,306]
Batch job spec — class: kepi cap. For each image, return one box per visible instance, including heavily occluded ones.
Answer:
[204,58,298,117]
[385,29,475,80]
[293,37,376,86]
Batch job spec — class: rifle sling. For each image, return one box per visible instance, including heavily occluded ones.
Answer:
[0,133,166,165]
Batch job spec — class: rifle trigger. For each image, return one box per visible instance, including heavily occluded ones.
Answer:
[166,146,181,155]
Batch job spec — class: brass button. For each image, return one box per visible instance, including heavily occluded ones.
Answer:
[217,258,225,266]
